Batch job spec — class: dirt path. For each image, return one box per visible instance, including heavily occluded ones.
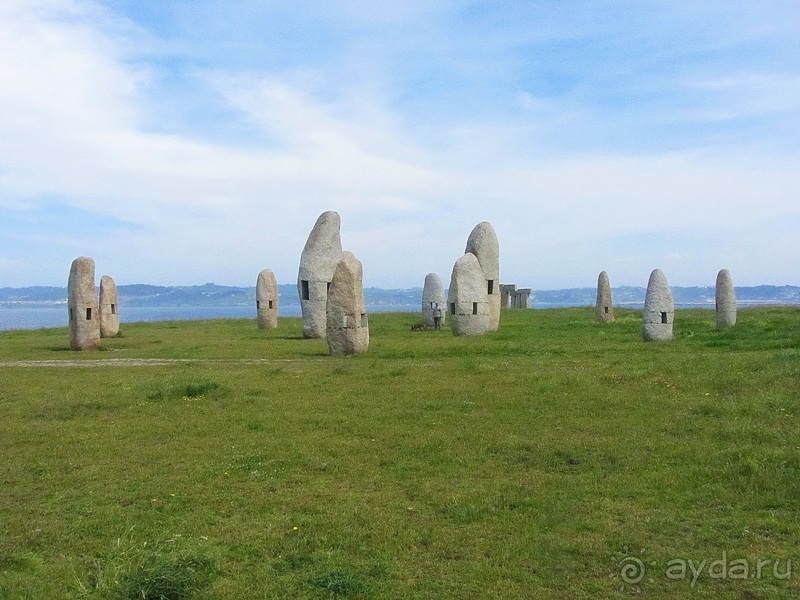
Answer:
[0,358,326,368]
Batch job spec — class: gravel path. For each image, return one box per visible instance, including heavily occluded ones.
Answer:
[0,358,326,368]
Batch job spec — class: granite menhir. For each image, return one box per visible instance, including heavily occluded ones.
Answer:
[421,272,446,328]
[68,257,100,350]
[447,253,491,336]
[595,271,615,323]
[326,252,369,355]
[642,268,674,342]
[256,269,279,329]
[99,275,120,338]
[298,211,343,339]
[715,268,737,328]
[464,221,500,331]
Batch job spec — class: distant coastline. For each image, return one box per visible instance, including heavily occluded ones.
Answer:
[1,283,798,331]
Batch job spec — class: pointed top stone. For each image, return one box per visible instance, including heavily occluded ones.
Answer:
[643,268,674,342]
[464,221,500,331]
[298,210,343,338]
[595,271,614,323]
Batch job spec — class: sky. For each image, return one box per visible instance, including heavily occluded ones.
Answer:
[1,0,798,290]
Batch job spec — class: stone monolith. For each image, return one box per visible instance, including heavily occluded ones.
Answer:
[513,288,531,308]
[447,253,490,336]
[99,275,120,338]
[68,257,100,350]
[715,268,737,328]
[326,252,369,355]
[595,271,614,323]
[465,221,500,331]
[422,272,446,328]
[298,211,343,338]
[256,269,278,329]
[642,268,674,342]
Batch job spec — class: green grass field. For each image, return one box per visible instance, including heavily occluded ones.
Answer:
[1,307,798,599]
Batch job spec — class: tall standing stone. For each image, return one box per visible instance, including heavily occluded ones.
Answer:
[256,269,279,329]
[595,271,615,323]
[99,275,120,338]
[421,272,446,328]
[465,221,500,331]
[447,253,490,336]
[642,268,674,342]
[68,257,100,350]
[715,268,737,328]
[298,211,343,339]
[326,252,369,355]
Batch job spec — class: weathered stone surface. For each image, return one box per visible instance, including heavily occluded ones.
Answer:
[326,252,369,355]
[99,275,120,338]
[422,272,446,328]
[68,257,100,350]
[643,268,674,342]
[447,253,490,336]
[715,268,737,328]
[256,269,278,329]
[298,211,343,338]
[595,271,615,323]
[500,284,516,308]
[465,221,500,331]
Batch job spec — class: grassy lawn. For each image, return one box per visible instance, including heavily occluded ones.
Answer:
[1,307,798,599]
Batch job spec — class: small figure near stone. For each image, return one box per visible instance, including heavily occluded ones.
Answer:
[465,221,500,331]
[298,211,343,339]
[68,256,100,350]
[447,253,491,336]
[433,304,443,330]
[642,268,674,342]
[422,272,446,328]
[326,252,369,355]
[256,269,279,329]
[715,268,737,328]
[99,275,120,338]
[595,271,615,323]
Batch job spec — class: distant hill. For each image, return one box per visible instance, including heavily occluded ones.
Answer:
[1,283,799,308]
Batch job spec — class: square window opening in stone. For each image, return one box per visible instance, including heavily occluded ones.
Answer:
[450,303,456,315]
[301,280,310,300]
[661,311,668,324]
[472,302,478,315]
[111,304,116,315]
[604,306,609,314]
[488,280,494,295]
[86,307,92,321]
[360,313,367,327]
[268,300,273,309]
[430,301,435,309]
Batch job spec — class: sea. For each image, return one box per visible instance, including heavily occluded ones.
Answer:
[0,304,420,331]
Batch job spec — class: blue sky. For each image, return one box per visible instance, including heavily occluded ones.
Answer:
[1,1,798,289]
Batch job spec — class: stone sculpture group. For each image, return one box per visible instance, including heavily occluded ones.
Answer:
[67,256,119,350]
[66,211,739,352]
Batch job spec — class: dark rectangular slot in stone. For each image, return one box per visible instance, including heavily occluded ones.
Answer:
[256,300,260,309]
[269,300,273,309]
[472,302,478,315]
[488,280,494,295]
[86,307,92,321]
[69,308,73,322]
[661,311,668,324]
[604,306,609,314]
[301,280,310,300]
[361,313,368,327]
[111,304,116,315]
[450,303,456,315]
